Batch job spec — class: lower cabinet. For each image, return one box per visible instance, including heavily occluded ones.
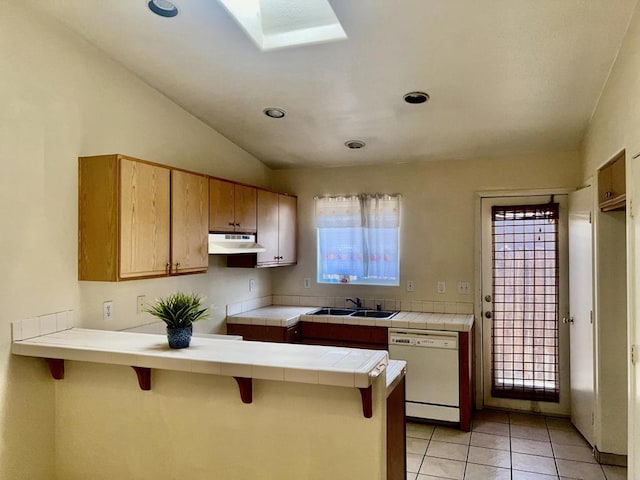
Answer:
[226,323,301,343]
[387,376,406,480]
[301,322,388,350]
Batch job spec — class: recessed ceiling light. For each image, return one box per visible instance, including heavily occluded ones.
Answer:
[263,107,286,119]
[148,0,179,18]
[345,140,365,150]
[403,91,430,104]
[218,0,347,51]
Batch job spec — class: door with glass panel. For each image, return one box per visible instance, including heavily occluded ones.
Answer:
[481,195,570,414]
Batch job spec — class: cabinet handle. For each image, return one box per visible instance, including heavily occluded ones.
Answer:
[175,262,180,270]
[228,222,235,226]
[605,191,613,198]
[235,223,240,226]
[166,262,171,273]
[274,256,279,260]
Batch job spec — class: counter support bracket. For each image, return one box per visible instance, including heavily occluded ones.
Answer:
[359,386,373,418]
[45,358,64,380]
[234,377,253,403]
[132,366,151,391]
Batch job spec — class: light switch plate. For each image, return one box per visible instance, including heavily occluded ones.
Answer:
[137,295,146,314]
[303,278,311,289]
[249,279,256,292]
[457,282,470,294]
[407,280,414,292]
[437,281,446,294]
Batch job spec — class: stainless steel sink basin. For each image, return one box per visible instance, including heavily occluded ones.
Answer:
[309,307,356,316]
[350,310,398,319]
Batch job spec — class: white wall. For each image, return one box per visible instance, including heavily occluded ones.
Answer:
[579,0,640,461]
[0,3,272,478]
[271,152,580,305]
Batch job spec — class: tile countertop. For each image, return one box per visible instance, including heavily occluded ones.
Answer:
[227,306,474,332]
[11,328,388,389]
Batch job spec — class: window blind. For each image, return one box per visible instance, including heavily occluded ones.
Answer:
[491,203,560,402]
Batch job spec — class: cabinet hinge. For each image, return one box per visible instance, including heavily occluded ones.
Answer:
[632,345,638,365]
[630,199,634,218]
[591,412,595,425]
[590,310,593,324]
[589,211,592,224]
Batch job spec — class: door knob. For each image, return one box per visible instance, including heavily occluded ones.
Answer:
[484,311,492,319]
[562,317,574,324]
[484,295,492,302]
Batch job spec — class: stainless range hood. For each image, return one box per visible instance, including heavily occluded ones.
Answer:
[208,233,266,255]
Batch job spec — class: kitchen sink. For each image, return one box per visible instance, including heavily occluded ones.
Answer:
[350,310,398,319]
[309,307,357,316]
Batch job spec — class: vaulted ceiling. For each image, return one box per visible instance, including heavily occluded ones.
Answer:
[28,0,638,169]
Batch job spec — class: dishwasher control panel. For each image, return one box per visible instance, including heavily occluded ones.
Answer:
[389,329,458,349]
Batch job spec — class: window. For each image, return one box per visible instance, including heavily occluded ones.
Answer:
[491,203,560,402]
[315,194,400,286]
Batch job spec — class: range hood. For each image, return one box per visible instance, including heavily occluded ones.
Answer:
[208,233,266,255]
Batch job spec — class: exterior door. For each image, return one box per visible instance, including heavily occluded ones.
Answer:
[481,194,570,414]
[568,186,595,444]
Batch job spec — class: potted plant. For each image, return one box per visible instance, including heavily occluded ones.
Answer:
[145,292,209,348]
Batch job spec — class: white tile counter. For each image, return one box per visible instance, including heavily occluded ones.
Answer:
[228,305,474,332]
[11,327,387,389]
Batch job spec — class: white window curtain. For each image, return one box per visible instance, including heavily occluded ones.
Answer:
[315,194,400,285]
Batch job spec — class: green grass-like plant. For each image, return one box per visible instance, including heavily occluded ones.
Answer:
[145,292,209,329]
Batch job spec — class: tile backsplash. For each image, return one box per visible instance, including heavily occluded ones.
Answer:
[12,310,74,341]
[226,295,474,316]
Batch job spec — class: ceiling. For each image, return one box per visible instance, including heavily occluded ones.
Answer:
[27,0,638,169]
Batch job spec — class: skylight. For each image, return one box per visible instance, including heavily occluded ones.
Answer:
[218,0,347,51]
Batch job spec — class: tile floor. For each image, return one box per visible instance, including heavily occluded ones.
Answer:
[406,410,627,480]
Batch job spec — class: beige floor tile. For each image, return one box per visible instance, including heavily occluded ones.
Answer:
[511,437,554,457]
[407,422,435,439]
[417,475,452,480]
[512,452,558,475]
[512,471,559,480]
[406,453,424,473]
[426,440,469,462]
[545,416,574,431]
[510,412,547,427]
[552,443,596,463]
[406,473,418,480]
[432,426,472,445]
[556,459,606,480]
[467,445,511,468]
[464,462,511,480]
[470,432,510,451]
[419,456,465,480]
[549,428,589,447]
[473,409,510,424]
[511,424,551,442]
[407,437,429,455]
[472,419,510,436]
[601,464,627,480]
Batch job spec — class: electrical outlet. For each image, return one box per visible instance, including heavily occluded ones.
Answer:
[437,281,446,294]
[137,295,146,314]
[249,279,256,292]
[407,280,414,292]
[303,278,311,289]
[457,282,470,295]
[103,301,113,322]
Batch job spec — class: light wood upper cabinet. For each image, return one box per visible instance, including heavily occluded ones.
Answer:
[256,189,297,267]
[119,158,171,279]
[79,155,208,281]
[209,178,257,233]
[598,152,626,212]
[171,170,209,274]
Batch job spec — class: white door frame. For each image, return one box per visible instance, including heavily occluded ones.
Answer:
[474,188,573,412]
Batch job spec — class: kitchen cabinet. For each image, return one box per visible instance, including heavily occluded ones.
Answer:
[301,323,388,350]
[598,151,626,211]
[257,190,297,266]
[226,189,297,268]
[226,324,301,343]
[209,178,257,233]
[79,154,208,281]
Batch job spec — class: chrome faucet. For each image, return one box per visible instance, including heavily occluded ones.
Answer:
[346,297,362,308]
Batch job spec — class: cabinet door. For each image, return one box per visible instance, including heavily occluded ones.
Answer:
[234,184,257,233]
[209,178,236,232]
[172,170,209,274]
[278,194,297,264]
[256,189,279,265]
[119,158,171,278]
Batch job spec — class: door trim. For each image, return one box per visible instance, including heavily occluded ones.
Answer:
[474,189,572,412]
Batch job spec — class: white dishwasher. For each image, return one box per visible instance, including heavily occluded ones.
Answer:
[389,328,460,422]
